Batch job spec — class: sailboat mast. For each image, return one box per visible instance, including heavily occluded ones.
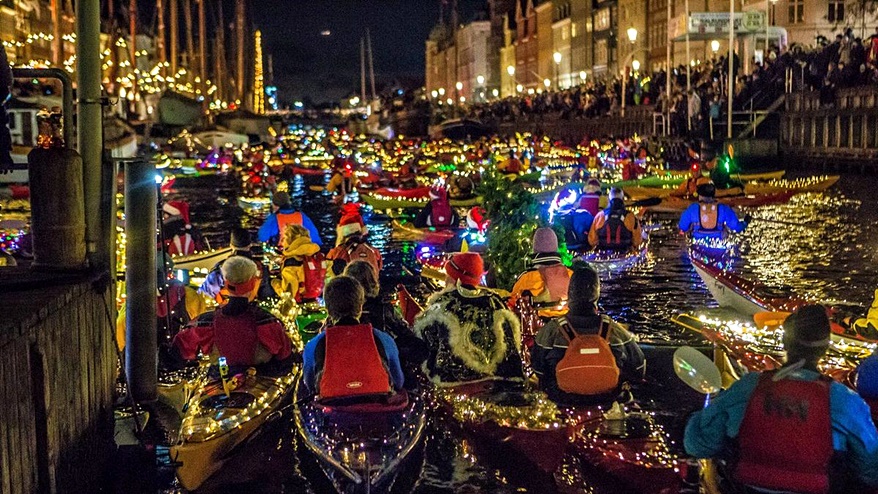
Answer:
[169,0,178,74]
[156,0,166,63]
[214,0,225,101]
[197,0,207,91]
[184,0,195,74]
[235,0,245,103]
[129,0,137,99]
[366,28,376,100]
[360,37,366,104]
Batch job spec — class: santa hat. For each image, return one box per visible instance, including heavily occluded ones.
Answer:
[337,203,366,238]
[429,186,447,201]
[163,200,191,226]
[444,252,484,286]
[466,207,489,233]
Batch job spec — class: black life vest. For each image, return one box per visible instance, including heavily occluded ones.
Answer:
[597,208,633,250]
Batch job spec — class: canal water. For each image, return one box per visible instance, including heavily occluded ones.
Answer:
[160,168,878,493]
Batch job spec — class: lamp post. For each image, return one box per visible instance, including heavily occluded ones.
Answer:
[711,40,720,59]
[543,78,551,92]
[553,51,562,89]
[621,27,638,117]
[477,74,485,102]
[455,81,463,116]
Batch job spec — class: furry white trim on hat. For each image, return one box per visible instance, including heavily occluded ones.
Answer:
[163,203,182,216]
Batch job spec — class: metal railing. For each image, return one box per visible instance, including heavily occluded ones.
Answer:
[10,68,74,146]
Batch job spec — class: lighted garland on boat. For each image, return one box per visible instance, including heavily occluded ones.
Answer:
[436,387,565,430]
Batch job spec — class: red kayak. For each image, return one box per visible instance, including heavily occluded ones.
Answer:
[366,186,430,199]
[291,165,328,176]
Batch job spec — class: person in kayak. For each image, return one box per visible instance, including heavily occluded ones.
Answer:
[200,228,274,302]
[704,150,744,195]
[531,262,645,403]
[510,228,573,318]
[343,260,428,373]
[273,224,323,303]
[414,252,525,385]
[327,205,382,276]
[578,178,602,217]
[845,289,878,339]
[413,185,459,229]
[587,188,643,251]
[670,163,711,199]
[162,200,206,256]
[326,155,358,200]
[678,182,747,241]
[442,206,489,252]
[256,191,322,247]
[685,304,878,492]
[173,256,292,367]
[302,276,405,400]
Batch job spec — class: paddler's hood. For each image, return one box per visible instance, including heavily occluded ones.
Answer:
[283,236,320,258]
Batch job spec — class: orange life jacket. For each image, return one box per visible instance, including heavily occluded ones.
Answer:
[555,318,620,395]
[276,211,304,246]
[319,324,391,401]
[537,264,570,303]
[735,372,833,494]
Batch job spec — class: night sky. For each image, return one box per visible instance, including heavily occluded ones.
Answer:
[251,0,485,104]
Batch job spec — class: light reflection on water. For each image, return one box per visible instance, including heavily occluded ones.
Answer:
[166,171,878,493]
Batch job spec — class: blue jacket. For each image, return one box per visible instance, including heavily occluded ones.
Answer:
[302,324,405,394]
[257,207,322,246]
[678,202,744,240]
[685,369,878,487]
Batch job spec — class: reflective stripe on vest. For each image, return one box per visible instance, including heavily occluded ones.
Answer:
[598,210,632,250]
[735,372,833,494]
[319,324,391,401]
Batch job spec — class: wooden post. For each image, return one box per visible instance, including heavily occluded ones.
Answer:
[27,147,87,270]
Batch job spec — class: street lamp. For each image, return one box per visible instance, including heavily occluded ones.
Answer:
[516,84,523,93]
[438,87,446,96]
[711,40,720,56]
[579,71,587,84]
[430,90,438,99]
[507,65,515,76]
[543,78,551,89]
[553,51,562,88]
[492,88,499,98]
[477,75,485,85]
[621,28,639,118]
[455,81,463,91]
[632,59,641,72]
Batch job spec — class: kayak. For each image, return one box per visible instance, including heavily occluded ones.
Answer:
[360,193,483,210]
[391,219,459,246]
[625,176,839,202]
[576,240,649,274]
[172,246,233,273]
[237,196,272,211]
[295,303,327,344]
[432,380,573,474]
[294,379,426,493]
[608,170,786,190]
[170,363,299,491]
[688,257,878,350]
[647,191,796,213]
[291,165,329,176]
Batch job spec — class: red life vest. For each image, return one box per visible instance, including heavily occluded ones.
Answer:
[429,197,454,227]
[537,264,570,303]
[597,209,634,251]
[300,253,326,300]
[276,211,304,246]
[579,194,600,216]
[319,324,391,401]
[335,242,382,275]
[211,309,260,366]
[735,372,833,494]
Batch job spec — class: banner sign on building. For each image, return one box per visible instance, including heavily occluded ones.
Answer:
[688,12,766,35]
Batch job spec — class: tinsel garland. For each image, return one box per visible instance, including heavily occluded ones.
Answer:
[436,387,565,430]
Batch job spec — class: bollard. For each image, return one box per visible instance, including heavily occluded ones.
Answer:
[125,160,157,403]
[27,147,87,270]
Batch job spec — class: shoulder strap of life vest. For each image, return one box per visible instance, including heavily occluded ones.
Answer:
[319,324,392,401]
[558,317,576,342]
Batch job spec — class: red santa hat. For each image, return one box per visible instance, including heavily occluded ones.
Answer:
[337,203,365,238]
[444,252,484,286]
[466,206,489,233]
[163,200,191,227]
[429,185,447,201]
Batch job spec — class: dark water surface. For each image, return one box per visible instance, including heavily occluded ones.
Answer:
[163,169,878,493]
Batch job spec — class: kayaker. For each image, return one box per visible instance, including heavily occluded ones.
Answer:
[670,163,711,199]
[199,227,274,301]
[442,206,489,252]
[856,353,878,424]
[173,256,293,367]
[116,251,207,352]
[531,262,645,403]
[510,228,573,318]
[162,200,206,256]
[579,178,602,217]
[343,260,428,371]
[684,304,878,492]
[256,191,323,247]
[498,151,523,174]
[847,289,878,339]
[678,182,747,241]
[414,252,525,384]
[413,185,459,229]
[587,188,643,251]
[302,276,405,400]
[272,224,324,303]
[326,156,358,200]
[704,151,744,194]
[447,175,475,200]
[327,205,382,276]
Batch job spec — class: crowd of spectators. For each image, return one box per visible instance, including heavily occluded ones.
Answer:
[427,27,878,138]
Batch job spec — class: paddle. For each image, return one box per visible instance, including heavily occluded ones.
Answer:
[308,185,326,192]
[628,197,663,208]
[673,346,723,407]
[753,311,791,329]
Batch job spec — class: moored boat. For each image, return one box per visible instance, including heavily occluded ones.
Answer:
[390,219,459,245]
[294,379,426,493]
[172,246,234,273]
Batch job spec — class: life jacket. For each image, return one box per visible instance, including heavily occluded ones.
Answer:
[168,233,196,256]
[156,282,189,343]
[536,264,570,304]
[276,211,304,246]
[555,318,620,395]
[318,324,392,401]
[211,308,260,366]
[579,194,600,216]
[283,252,326,300]
[695,203,722,239]
[429,197,454,227]
[735,372,833,494]
[597,208,633,251]
[340,242,381,275]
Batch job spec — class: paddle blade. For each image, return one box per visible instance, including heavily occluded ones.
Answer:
[727,144,735,160]
[673,346,723,395]
[308,185,325,192]
[753,311,791,329]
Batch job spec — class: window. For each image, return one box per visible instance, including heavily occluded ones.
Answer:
[562,25,570,40]
[788,0,803,24]
[571,21,578,38]
[594,9,610,31]
[595,39,608,66]
[828,0,844,22]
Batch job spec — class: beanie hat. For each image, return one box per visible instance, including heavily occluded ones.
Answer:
[857,354,878,399]
[230,228,252,250]
[568,262,600,312]
[221,256,259,296]
[785,304,831,349]
[444,252,484,286]
[608,187,624,201]
[272,191,292,208]
[585,178,601,194]
[696,183,717,198]
[337,211,365,238]
[532,227,559,254]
